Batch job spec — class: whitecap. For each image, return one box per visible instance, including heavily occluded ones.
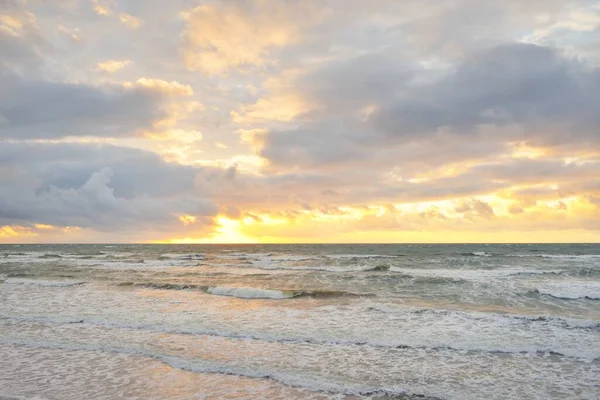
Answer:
[206,286,298,299]
[2,278,85,287]
[538,254,600,260]
[532,280,600,301]
[326,254,399,259]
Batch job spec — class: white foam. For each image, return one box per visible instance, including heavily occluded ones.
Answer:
[74,258,196,270]
[2,278,84,287]
[388,267,555,280]
[535,281,600,300]
[206,286,297,299]
[0,252,58,264]
[538,254,600,259]
[1,330,599,400]
[326,254,399,259]
[509,254,600,260]
[160,253,205,260]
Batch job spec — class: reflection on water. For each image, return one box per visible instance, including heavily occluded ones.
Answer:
[0,244,599,399]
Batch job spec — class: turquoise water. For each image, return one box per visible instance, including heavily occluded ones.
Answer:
[1,244,599,399]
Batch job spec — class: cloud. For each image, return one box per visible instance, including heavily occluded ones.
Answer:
[119,13,142,29]
[455,199,496,219]
[373,44,600,142]
[181,1,314,74]
[0,69,197,139]
[57,25,83,43]
[523,6,600,44]
[90,0,112,16]
[0,142,218,232]
[95,59,131,72]
[0,225,37,238]
[123,78,194,96]
[1,0,599,242]
[254,43,600,174]
[0,1,45,74]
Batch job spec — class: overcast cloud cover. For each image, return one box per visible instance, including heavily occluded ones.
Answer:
[1,0,599,243]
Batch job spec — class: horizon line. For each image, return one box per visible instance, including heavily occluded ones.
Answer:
[1,242,599,245]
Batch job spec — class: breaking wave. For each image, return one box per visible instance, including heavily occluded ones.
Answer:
[2,278,85,287]
[366,307,600,331]
[37,254,62,259]
[118,282,369,299]
[459,251,493,257]
[1,316,596,361]
[207,286,297,299]
[0,338,442,399]
[528,289,600,301]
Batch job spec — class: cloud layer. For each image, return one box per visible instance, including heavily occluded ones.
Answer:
[1,0,599,242]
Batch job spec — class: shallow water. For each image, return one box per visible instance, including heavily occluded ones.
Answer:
[1,244,599,399]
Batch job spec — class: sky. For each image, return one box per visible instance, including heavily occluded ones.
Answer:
[1,0,600,244]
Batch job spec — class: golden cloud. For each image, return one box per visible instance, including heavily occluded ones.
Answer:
[123,78,194,96]
[0,225,38,238]
[181,2,315,74]
[96,59,131,72]
[119,13,142,29]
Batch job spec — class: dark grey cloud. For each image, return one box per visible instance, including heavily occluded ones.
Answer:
[0,142,201,198]
[259,120,374,168]
[0,0,190,140]
[470,158,600,184]
[296,53,413,117]
[257,43,600,172]
[0,68,176,139]
[0,0,46,74]
[455,199,496,219]
[0,143,217,230]
[373,43,600,141]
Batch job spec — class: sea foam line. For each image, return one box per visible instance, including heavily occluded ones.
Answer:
[0,338,439,399]
[0,313,597,360]
[2,278,85,287]
[117,282,369,299]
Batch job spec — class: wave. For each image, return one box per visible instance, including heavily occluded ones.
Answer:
[222,263,392,273]
[160,253,206,260]
[388,266,600,280]
[74,258,199,270]
[216,253,317,261]
[62,251,106,257]
[1,315,596,362]
[513,268,600,277]
[450,252,600,260]
[118,282,369,299]
[0,309,600,361]
[388,267,511,280]
[207,286,297,299]
[216,253,402,263]
[37,254,62,259]
[458,251,493,257]
[207,286,370,299]
[507,254,600,260]
[326,254,402,259]
[366,307,600,331]
[2,252,27,257]
[530,289,600,301]
[0,338,441,399]
[537,254,600,259]
[2,278,85,287]
[117,282,209,291]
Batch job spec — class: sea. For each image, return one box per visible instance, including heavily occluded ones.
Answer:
[0,243,599,400]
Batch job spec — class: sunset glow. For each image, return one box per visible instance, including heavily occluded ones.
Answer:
[1,0,599,243]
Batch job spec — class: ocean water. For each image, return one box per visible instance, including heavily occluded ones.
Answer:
[0,244,599,400]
